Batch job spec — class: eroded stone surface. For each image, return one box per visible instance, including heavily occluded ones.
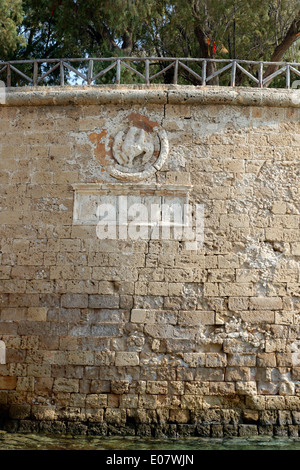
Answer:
[0,85,300,434]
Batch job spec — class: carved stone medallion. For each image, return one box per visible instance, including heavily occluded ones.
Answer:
[89,113,169,182]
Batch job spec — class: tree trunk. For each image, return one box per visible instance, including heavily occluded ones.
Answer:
[121,31,133,55]
[194,25,219,85]
[264,15,300,86]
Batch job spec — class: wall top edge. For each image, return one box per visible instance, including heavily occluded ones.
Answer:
[1,84,300,107]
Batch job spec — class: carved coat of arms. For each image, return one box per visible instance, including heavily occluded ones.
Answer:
[89,113,169,181]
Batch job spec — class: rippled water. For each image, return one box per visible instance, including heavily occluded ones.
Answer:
[0,431,300,451]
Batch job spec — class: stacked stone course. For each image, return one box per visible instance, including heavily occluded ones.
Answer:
[0,85,300,436]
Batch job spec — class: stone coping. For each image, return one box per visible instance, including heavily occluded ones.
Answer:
[1,84,300,107]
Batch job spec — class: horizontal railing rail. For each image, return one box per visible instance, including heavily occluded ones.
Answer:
[0,57,300,88]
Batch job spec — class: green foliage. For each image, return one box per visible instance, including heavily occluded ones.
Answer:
[0,0,24,58]
[1,0,300,85]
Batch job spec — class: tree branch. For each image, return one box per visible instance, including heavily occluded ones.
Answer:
[194,24,209,57]
[121,30,133,54]
[264,13,300,81]
[86,23,119,52]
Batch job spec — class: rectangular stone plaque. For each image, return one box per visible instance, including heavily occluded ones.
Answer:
[71,183,203,248]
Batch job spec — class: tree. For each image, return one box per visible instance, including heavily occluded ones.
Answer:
[3,0,300,86]
[15,0,161,59]
[150,0,300,85]
[263,2,300,81]
[0,0,24,59]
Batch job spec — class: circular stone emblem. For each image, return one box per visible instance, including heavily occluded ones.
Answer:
[88,113,170,182]
[108,124,169,182]
[113,127,155,169]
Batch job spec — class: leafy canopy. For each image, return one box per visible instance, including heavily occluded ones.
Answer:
[5,0,299,61]
[0,0,24,58]
[1,0,300,85]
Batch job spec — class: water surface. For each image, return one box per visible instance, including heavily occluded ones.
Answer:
[1,432,300,451]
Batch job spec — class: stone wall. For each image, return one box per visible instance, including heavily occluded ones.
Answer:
[1,85,300,437]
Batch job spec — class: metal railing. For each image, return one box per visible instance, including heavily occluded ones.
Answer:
[1,57,300,88]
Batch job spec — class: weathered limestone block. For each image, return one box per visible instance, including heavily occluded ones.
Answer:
[241,311,275,323]
[238,424,258,436]
[85,409,104,422]
[225,368,251,382]
[61,294,88,308]
[0,377,17,390]
[146,381,168,395]
[115,352,140,367]
[236,381,257,396]
[177,311,215,326]
[86,394,108,408]
[169,409,190,423]
[53,378,79,393]
[8,404,31,420]
[88,295,119,309]
[185,381,210,395]
[195,368,224,382]
[205,353,227,367]
[183,353,206,367]
[209,382,235,395]
[249,297,283,310]
[279,382,295,396]
[228,354,256,366]
[104,408,127,425]
[120,394,139,409]
[111,380,130,394]
[31,405,56,421]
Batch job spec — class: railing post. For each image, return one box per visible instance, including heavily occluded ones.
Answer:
[6,64,11,87]
[60,60,64,86]
[202,60,207,86]
[173,59,178,85]
[88,59,93,85]
[145,59,150,85]
[258,62,263,88]
[33,61,38,86]
[116,59,121,84]
[286,64,290,89]
[231,60,236,87]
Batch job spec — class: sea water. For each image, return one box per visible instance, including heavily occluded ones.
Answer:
[0,432,300,451]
